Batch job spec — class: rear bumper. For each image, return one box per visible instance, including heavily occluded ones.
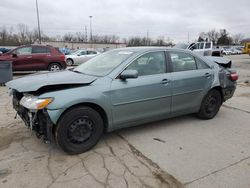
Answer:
[222,84,236,101]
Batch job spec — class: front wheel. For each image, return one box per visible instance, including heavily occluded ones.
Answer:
[197,90,222,119]
[66,59,74,66]
[55,106,104,154]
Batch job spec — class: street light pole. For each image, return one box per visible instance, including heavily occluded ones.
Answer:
[36,0,42,44]
[89,16,93,42]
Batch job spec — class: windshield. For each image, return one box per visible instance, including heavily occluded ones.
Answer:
[71,50,83,55]
[174,43,189,49]
[74,50,134,76]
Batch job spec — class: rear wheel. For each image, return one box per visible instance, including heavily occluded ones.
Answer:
[197,90,222,119]
[48,63,62,71]
[55,106,104,154]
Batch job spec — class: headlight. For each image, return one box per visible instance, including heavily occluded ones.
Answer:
[20,95,54,110]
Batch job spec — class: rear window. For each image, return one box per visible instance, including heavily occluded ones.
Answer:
[32,46,50,54]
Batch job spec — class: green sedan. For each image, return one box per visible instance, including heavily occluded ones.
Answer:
[7,47,238,154]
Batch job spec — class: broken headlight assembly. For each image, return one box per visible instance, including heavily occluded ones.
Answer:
[20,95,54,110]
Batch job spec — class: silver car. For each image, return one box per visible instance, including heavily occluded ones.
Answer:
[66,49,100,66]
[7,47,238,154]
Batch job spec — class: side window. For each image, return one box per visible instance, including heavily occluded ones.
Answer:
[190,43,199,50]
[16,47,32,55]
[32,46,50,54]
[126,51,166,76]
[80,51,87,55]
[87,51,97,55]
[199,42,204,49]
[170,52,197,72]
[196,58,210,69]
[205,42,211,49]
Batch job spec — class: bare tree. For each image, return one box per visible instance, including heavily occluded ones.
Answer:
[232,33,244,45]
[0,27,8,45]
[63,33,74,42]
[17,23,29,44]
[207,29,219,44]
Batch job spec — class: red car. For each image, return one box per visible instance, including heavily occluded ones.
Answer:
[0,45,67,71]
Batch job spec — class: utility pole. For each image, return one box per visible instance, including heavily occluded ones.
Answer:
[89,16,93,42]
[36,0,42,44]
[85,25,87,42]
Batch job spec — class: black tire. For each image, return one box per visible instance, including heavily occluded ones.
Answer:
[48,63,62,71]
[55,106,103,154]
[197,89,222,120]
[66,59,74,66]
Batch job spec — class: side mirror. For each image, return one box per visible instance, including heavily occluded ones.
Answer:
[12,53,17,58]
[120,70,138,80]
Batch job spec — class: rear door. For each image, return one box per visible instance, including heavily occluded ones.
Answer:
[110,51,172,127]
[31,46,51,70]
[168,51,213,114]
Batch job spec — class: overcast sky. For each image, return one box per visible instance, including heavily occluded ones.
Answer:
[0,0,249,42]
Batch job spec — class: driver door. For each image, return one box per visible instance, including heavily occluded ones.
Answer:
[110,51,172,128]
[12,46,33,71]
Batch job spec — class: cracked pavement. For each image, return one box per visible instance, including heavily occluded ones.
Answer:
[0,87,182,188]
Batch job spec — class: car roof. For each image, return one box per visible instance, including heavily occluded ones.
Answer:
[111,46,194,54]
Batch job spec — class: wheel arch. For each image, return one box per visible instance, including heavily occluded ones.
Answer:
[210,86,224,103]
[66,58,74,64]
[53,102,109,134]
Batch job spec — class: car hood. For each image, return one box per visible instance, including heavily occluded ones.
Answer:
[6,70,97,92]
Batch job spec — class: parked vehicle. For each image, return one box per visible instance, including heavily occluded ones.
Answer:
[0,47,11,54]
[175,42,222,57]
[231,48,242,55]
[0,45,67,71]
[242,42,250,54]
[6,47,238,154]
[66,49,100,66]
[222,47,233,55]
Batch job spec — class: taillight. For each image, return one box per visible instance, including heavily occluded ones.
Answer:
[230,72,238,81]
[60,54,65,61]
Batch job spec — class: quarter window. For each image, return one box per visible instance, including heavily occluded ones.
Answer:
[126,51,166,76]
[16,47,32,55]
[170,52,197,72]
[196,58,210,69]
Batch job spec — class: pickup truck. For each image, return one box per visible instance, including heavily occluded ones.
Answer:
[175,42,222,57]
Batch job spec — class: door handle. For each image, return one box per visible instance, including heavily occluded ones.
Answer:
[161,79,169,84]
[204,73,211,78]
[27,56,32,58]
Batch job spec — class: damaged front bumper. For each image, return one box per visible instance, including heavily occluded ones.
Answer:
[12,90,54,143]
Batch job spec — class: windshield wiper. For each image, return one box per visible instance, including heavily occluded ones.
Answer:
[70,69,84,74]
